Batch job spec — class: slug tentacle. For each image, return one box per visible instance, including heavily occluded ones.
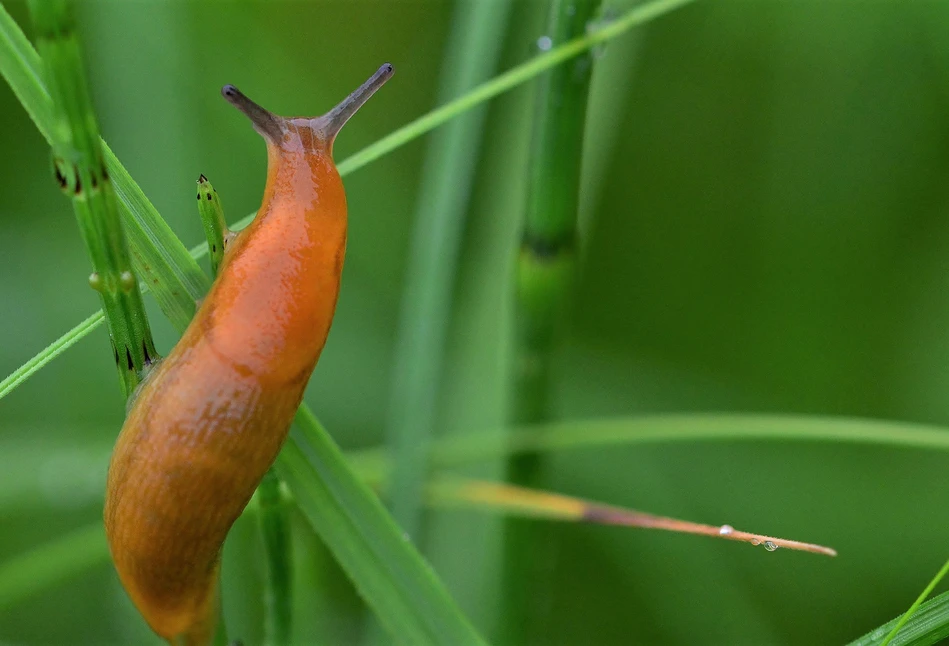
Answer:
[314,62,394,149]
[105,64,393,645]
[222,63,394,154]
[221,85,284,142]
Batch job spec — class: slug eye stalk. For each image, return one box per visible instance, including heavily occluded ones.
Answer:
[221,63,394,150]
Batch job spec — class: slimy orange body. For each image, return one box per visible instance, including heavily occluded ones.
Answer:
[103,65,392,646]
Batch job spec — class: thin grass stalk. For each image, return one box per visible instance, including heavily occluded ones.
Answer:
[0,461,841,615]
[197,175,290,646]
[385,0,513,543]
[501,0,599,641]
[284,408,487,646]
[27,0,156,396]
[0,0,699,402]
[2,412,948,520]
[880,556,949,646]
[256,470,292,646]
[849,590,949,646]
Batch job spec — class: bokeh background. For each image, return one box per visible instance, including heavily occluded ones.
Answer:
[2,1,949,644]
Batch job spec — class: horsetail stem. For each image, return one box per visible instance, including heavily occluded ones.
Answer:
[502,0,600,642]
[28,0,157,397]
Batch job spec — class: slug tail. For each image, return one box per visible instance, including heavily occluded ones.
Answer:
[158,560,220,646]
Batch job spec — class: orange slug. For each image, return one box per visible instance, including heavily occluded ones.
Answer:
[104,63,393,645]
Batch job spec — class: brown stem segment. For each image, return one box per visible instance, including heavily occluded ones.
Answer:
[444,480,838,557]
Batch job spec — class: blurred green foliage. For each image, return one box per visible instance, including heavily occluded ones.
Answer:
[1,1,949,644]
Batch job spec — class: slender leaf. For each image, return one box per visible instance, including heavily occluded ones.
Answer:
[0,312,103,400]
[423,413,949,469]
[278,408,485,646]
[849,591,949,646]
[386,0,511,543]
[4,413,949,517]
[879,557,949,646]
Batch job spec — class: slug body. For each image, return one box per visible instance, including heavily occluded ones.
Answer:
[104,65,393,646]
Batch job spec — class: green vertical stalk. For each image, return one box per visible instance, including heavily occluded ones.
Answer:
[27,0,156,397]
[385,0,512,539]
[196,174,291,646]
[196,174,229,276]
[502,0,599,643]
[256,471,292,646]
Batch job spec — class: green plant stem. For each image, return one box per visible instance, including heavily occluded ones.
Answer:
[879,557,949,646]
[196,174,290,646]
[4,413,949,519]
[502,0,599,642]
[256,471,292,646]
[335,0,699,177]
[423,413,949,468]
[385,0,512,543]
[27,0,156,396]
[0,0,698,402]
[0,311,103,400]
[196,174,230,276]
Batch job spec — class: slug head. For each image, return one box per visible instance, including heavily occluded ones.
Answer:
[221,63,393,155]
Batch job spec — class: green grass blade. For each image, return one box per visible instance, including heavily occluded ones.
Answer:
[279,408,486,646]
[0,0,48,131]
[423,413,949,467]
[335,0,699,177]
[0,311,103,400]
[256,471,292,646]
[386,0,512,542]
[849,591,949,646]
[0,523,108,611]
[877,557,949,646]
[0,0,697,400]
[5,413,947,517]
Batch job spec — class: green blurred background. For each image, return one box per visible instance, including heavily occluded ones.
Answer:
[2,0,949,644]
